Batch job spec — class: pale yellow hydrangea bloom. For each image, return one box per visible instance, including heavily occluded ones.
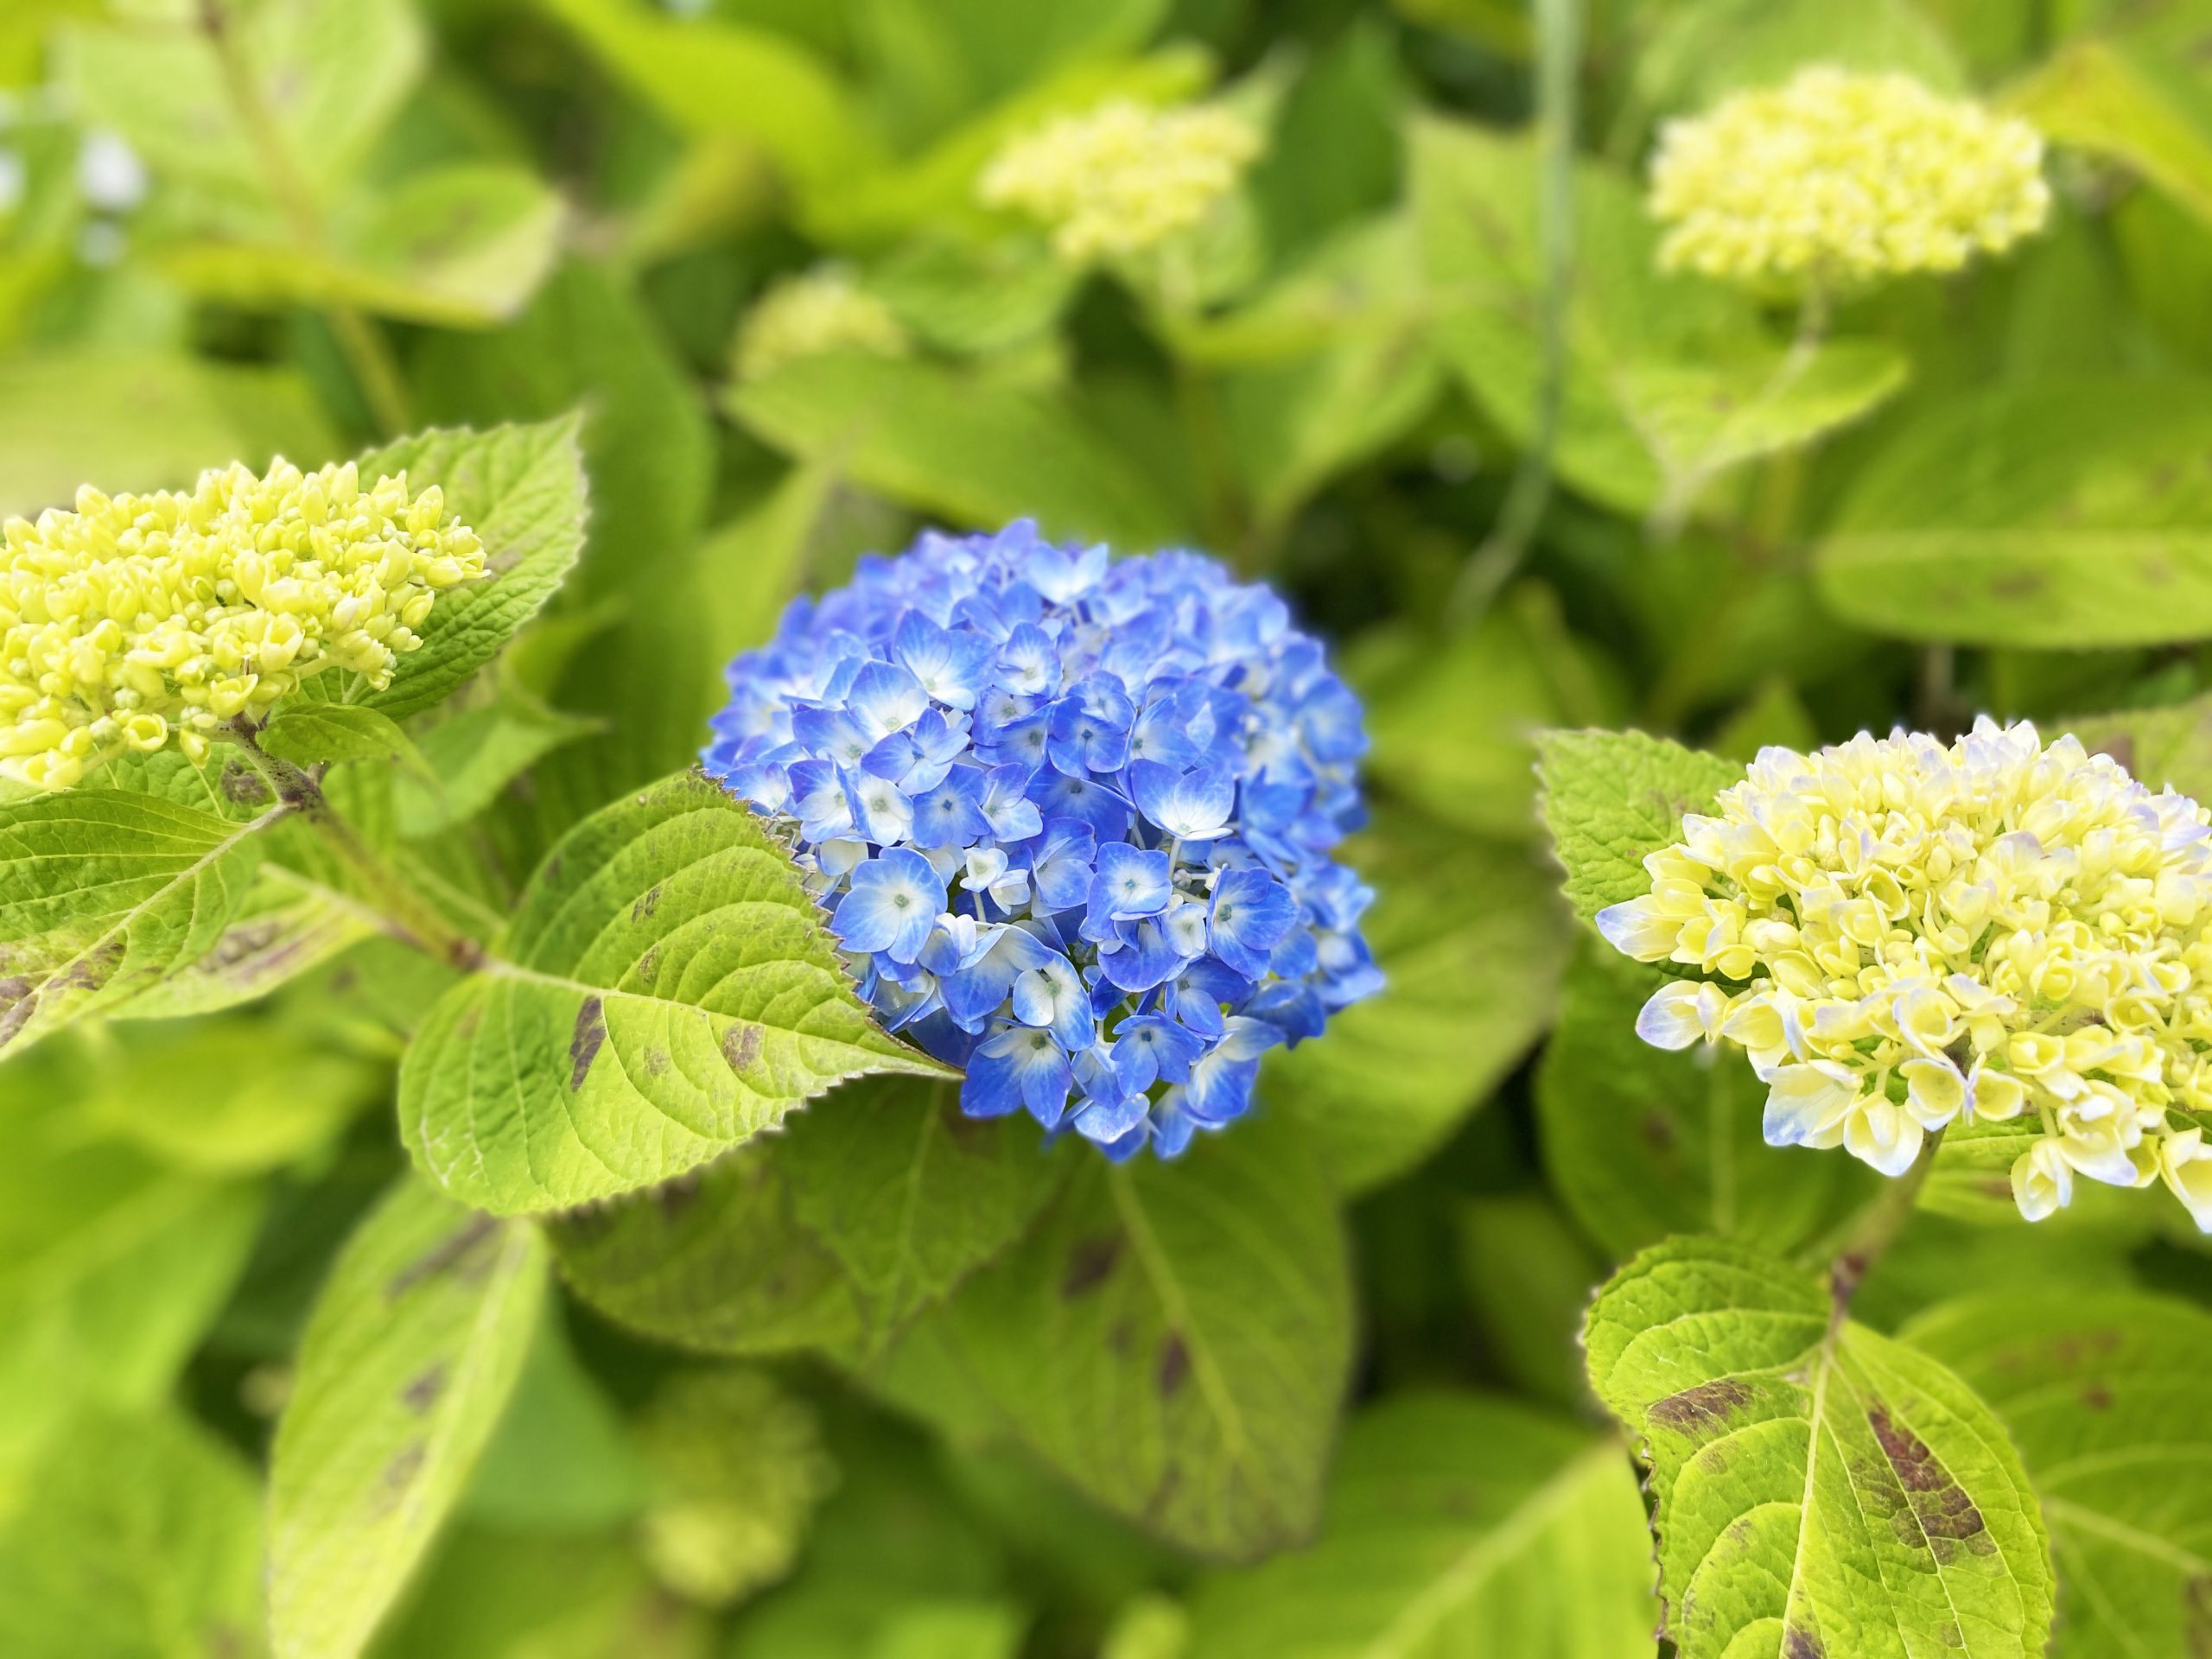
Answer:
[734,267,910,382]
[1649,67,2050,289]
[1597,718,2212,1230]
[0,459,484,788]
[979,99,1262,264]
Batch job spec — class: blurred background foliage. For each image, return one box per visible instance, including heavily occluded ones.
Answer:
[6,0,2212,1655]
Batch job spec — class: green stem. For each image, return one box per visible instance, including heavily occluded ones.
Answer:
[228,722,484,969]
[196,0,410,435]
[1449,0,1581,626]
[1819,1126,1944,1314]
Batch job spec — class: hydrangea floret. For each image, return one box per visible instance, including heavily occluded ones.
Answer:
[1,458,484,789]
[1596,719,2212,1230]
[1648,67,2050,289]
[702,522,1382,1159]
[734,266,911,383]
[979,99,1262,264]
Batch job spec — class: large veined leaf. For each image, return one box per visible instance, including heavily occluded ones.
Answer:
[1268,813,1570,1195]
[887,1114,1352,1560]
[0,790,284,1055]
[0,1408,267,1659]
[2007,41,2212,229]
[400,771,950,1215]
[1185,1393,1658,1657]
[1535,728,1740,922]
[351,418,591,721]
[1584,1236,2055,1659]
[1905,1291,2212,1659]
[1815,380,2212,648]
[1538,943,1879,1262]
[110,864,378,1021]
[269,1176,550,1659]
[552,1078,1061,1360]
[728,353,1189,551]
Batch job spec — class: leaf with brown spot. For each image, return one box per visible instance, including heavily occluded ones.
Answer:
[270,1175,547,1659]
[1585,1236,2054,1659]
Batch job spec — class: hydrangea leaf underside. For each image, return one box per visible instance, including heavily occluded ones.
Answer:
[400,771,954,1216]
[552,1077,1065,1361]
[352,417,589,721]
[1905,1290,2212,1659]
[1584,1235,2055,1659]
[0,790,279,1056]
[269,1175,548,1659]
[890,1113,1352,1560]
[1535,728,1740,922]
[1185,1394,1657,1657]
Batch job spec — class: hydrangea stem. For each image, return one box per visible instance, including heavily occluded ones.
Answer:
[195,0,411,436]
[226,721,485,971]
[1821,1126,1944,1313]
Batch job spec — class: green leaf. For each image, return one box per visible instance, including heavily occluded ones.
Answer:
[0,1408,266,1659]
[392,694,601,840]
[1455,1197,1609,1409]
[1538,941,1882,1261]
[324,418,587,723]
[887,1115,1352,1560]
[1185,1393,1657,1656]
[0,350,337,519]
[1535,728,1740,922]
[1634,0,1963,116]
[60,0,423,204]
[776,1079,1066,1353]
[400,771,950,1215]
[552,1078,1057,1359]
[0,790,284,1056]
[2008,41,2212,229]
[1584,1235,2056,1659]
[76,1018,383,1176]
[164,165,566,328]
[1268,813,1570,1195]
[0,1050,264,1505]
[269,1174,550,1659]
[728,353,1190,550]
[1815,379,2212,647]
[2064,691,2212,801]
[111,865,379,1021]
[264,703,430,774]
[537,0,882,196]
[1905,1289,2212,1659]
[459,1316,648,1535]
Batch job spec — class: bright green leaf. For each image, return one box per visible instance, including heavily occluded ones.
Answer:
[399,771,950,1215]
[2009,41,2212,228]
[111,864,379,1021]
[1635,0,1962,117]
[351,417,591,721]
[0,1408,266,1659]
[264,703,430,776]
[1538,941,1881,1261]
[1815,379,2212,647]
[1268,813,1569,1194]
[1185,1393,1657,1656]
[2063,691,2212,801]
[1905,1289,2212,1659]
[460,1316,649,1535]
[0,789,284,1055]
[1584,1235,2056,1659]
[1535,728,1740,922]
[1455,1198,1608,1409]
[728,353,1189,550]
[393,695,601,840]
[269,1174,550,1659]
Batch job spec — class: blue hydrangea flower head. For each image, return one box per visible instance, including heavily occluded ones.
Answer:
[702,520,1382,1160]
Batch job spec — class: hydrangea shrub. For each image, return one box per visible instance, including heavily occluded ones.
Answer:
[702,521,1382,1159]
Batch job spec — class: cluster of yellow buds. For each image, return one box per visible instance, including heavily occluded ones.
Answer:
[1648,67,2050,289]
[0,458,485,788]
[979,99,1262,264]
[1598,718,2212,1230]
[734,267,911,382]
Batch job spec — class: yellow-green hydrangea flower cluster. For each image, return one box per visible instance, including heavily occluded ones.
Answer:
[0,458,484,788]
[734,267,910,383]
[1648,67,2050,289]
[1597,718,2212,1230]
[979,98,1261,264]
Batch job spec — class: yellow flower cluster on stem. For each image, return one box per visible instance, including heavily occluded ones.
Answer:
[1598,718,2212,1230]
[0,458,484,788]
[979,98,1262,264]
[1648,67,2050,290]
[734,267,911,383]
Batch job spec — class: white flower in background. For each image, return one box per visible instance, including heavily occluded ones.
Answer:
[75,129,144,214]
